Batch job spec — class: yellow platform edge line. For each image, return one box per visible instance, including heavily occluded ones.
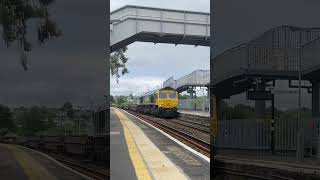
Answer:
[113,108,153,180]
[0,143,58,180]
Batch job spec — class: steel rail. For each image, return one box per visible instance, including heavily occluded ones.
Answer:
[169,119,210,133]
[56,158,108,180]
[176,118,210,128]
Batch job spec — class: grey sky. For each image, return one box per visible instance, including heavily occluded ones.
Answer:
[110,0,210,96]
[214,0,320,55]
[1,1,107,108]
[214,0,320,110]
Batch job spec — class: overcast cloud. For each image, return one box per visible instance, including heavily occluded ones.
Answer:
[214,0,320,109]
[110,0,210,96]
[1,0,107,107]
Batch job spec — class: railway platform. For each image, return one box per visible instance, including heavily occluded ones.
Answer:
[110,108,137,180]
[111,107,210,180]
[178,109,209,117]
[0,143,88,180]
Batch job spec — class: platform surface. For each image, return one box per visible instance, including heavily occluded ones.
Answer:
[178,109,210,117]
[111,108,210,180]
[0,143,87,180]
[110,108,138,180]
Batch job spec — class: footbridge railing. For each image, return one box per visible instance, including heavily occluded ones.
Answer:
[110,5,210,52]
[212,26,320,86]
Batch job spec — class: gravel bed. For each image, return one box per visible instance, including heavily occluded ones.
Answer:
[138,113,210,143]
[177,113,210,125]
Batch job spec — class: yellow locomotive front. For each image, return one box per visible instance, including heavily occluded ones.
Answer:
[137,87,178,118]
[155,88,178,118]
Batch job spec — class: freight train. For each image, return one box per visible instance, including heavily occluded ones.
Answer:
[122,87,179,118]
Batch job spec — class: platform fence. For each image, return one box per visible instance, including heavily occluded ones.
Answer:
[178,98,209,111]
[214,118,320,158]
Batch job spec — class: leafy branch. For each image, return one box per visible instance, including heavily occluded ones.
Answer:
[110,46,129,83]
[0,0,62,70]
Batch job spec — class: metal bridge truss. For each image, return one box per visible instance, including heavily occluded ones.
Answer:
[110,5,210,52]
[163,69,210,92]
[302,37,320,80]
[211,25,320,98]
[212,26,320,159]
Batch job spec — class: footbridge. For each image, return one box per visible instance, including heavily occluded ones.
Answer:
[210,25,320,98]
[163,69,210,93]
[110,5,210,52]
[211,26,320,172]
[163,69,210,111]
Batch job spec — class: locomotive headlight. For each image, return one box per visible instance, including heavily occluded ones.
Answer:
[159,105,162,107]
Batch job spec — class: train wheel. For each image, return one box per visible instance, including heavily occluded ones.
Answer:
[151,107,155,116]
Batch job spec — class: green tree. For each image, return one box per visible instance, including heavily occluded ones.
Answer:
[179,94,190,99]
[110,47,129,82]
[220,100,233,120]
[115,96,128,105]
[61,101,74,119]
[0,0,62,70]
[110,95,115,104]
[20,106,47,136]
[280,107,312,120]
[231,104,255,119]
[0,105,15,135]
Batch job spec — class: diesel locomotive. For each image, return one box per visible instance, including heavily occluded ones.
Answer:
[137,87,178,118]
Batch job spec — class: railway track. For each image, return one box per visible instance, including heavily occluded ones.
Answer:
[213,162,295,180]
[128,110,210,157]
[176,118,210,127]
[169,119,210,133]
[56,158,109,180]
[177,113,210,125]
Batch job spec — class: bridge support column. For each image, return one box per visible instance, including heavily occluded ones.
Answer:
[187,87,196,99]
[312,81,320,117]
[216,97,223,120]
[255,82,266,119]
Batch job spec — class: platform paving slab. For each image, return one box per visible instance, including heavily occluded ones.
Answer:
[178,109,209,117]
[0,143,87,180]
[115,108,210,180]
[0,144,28,180]
[110,108,138,180]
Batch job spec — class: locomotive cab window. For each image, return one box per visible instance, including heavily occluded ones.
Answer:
[159,92,167,99]
[169,92,177,98]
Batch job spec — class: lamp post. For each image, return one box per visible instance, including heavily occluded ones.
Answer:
[296,30,304,160]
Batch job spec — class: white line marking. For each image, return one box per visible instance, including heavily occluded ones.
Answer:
[110,131,120,135]
[121,109,210,163]
[18,145,92,180]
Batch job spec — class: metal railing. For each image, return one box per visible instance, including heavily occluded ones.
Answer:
[213,26,320,85]
[163,69,210,90]
[214,119,271,150]
[214,117,320,158]
[178,98,209,111]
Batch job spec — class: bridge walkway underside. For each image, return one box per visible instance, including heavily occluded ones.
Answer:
[163,69,210,93]
[211,26,320,98]
[110,5,210,52]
